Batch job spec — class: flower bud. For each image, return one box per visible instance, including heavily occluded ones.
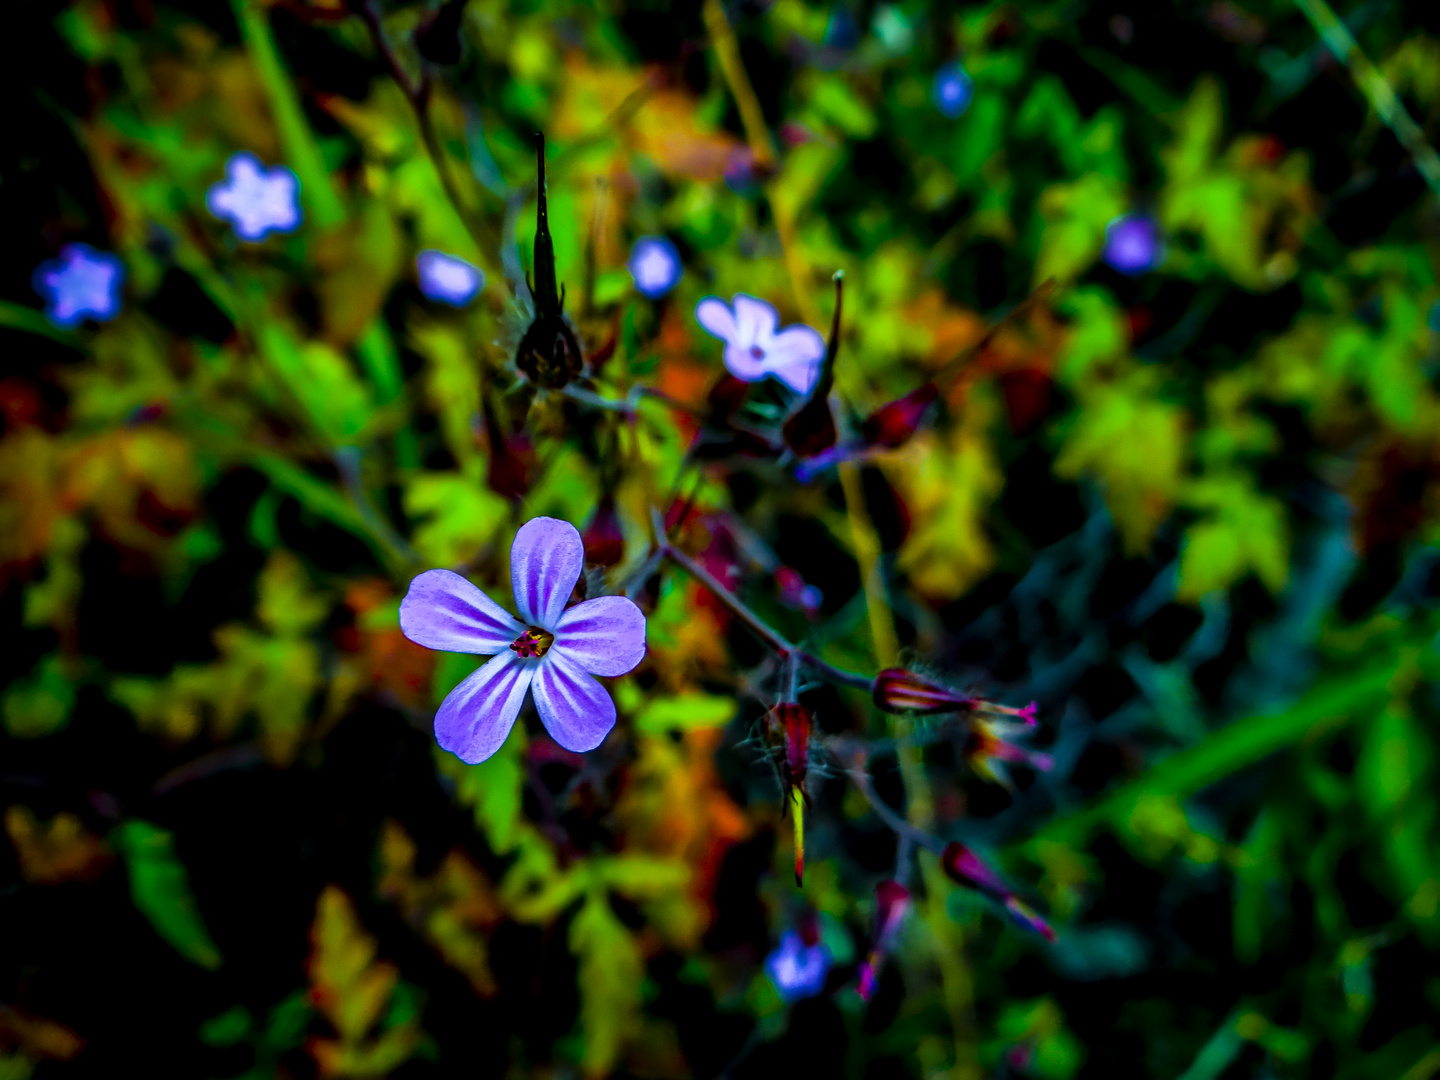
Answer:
[582,494,625,566]
[872,668,974,715]
[939,841,1008,896]
[940,842,1055,941]
[770,703,813,886]
[857,880,910,1001]
[859,382,939,450]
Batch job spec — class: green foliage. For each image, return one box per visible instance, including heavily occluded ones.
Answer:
[8,0,1440,1076]
[112,820,223,970]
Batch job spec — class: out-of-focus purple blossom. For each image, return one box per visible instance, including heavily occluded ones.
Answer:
[723,147,759,192]
[417,250,484,306]
[775,566,823,615]
[1102,214,1164,276]
[765,929,831,1001]
[933,62,975,118]
[32,243,125,328]
[399,517,647,763]
[206,152,302,242]
[857,880,910,1001]
[695,294,826,395]
[627,236,684,299]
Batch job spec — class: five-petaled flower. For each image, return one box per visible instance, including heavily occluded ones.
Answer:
[627,236,683,299]
[695,294,825,395]
[399,517,647,763]
[206,152,303,242]
[32,243,125,328]
[764,928,831,1002]
[416,250,485,306]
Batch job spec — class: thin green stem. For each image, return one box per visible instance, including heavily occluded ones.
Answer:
[1292,0,1440,197]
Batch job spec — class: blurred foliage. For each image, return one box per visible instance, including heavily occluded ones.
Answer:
[4,0,1440,1077]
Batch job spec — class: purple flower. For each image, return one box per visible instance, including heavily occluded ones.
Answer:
[417,250,484,306]
[1102,214,1164,276]
[32,243,125,328]
[206,152,302,242]
[627,236,684,299]
[399,517,647,763]
[764,929,831,1002]
[694,294,825,395]
[933,62,975,118]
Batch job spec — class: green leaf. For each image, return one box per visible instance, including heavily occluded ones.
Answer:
[569,890,644,1077]
[112,820,223,970]
[1034,173,1129,285]
[1031,660,1397,850]
[2,654,77,738]
[437,729,527,855]
[633,693,736,735]
[199,1006,253,1047]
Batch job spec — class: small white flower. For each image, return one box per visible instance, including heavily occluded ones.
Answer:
[206,152,303,242]
[694,293,825,395]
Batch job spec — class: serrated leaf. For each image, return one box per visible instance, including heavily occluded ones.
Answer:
[437,731,527,855]
[570,890,644,1078]
[112,820,222,970]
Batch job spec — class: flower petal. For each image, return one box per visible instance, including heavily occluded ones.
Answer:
[531,650,616,753]
[554,595,648,676]
[400,569,521,654]
[695,296,738,343]
[765,325,825,393]
[732,294,780,345]
[434,652,535,764]
[510,516,584,629]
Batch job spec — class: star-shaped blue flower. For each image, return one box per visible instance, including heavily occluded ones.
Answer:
[206,152,303,242]
[32,243,125,329]
[627,236,683,299]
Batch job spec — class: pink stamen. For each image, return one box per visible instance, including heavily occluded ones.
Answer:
[509,627,555,659]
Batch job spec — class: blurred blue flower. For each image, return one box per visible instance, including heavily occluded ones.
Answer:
[933,62,975,118]
[764,929,831,1001]
[32,243,125,328]
[627,236,683,299]
[206,152,302,242]
[1427,299,1440,332]
[417,250,485,306]
[1103,214,1164,276]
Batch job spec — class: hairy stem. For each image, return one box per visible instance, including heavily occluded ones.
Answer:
[360,2,498,255]
[658,544,876,691]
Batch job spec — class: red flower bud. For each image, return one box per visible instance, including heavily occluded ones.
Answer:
[771,702,813,886]
[857,880,910,1001]
[873,669,974,715]
[582,494,625,566]
[941,842,1055,941]
[939,841,1009,896]
[859,382,939,450]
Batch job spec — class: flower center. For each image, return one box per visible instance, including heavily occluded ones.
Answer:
[749,345,765,360]
[509,627,555,659]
